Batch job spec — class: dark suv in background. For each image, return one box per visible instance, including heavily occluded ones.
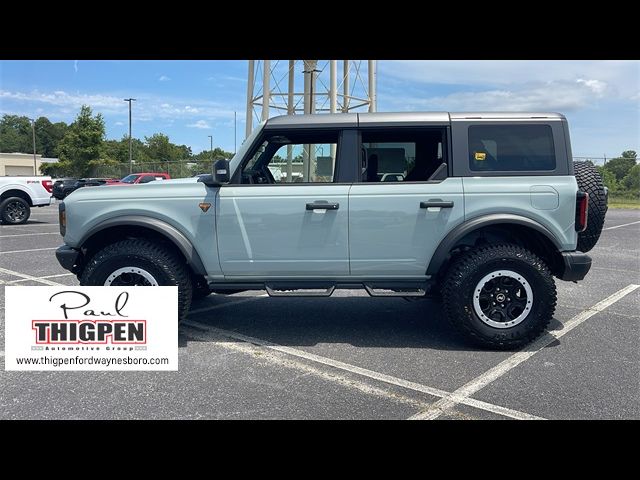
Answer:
[52,178,118,200]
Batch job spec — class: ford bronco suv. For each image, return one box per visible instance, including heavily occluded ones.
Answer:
[55,112,607,349]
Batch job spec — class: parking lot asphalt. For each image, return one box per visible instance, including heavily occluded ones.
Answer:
[1,205,638,419]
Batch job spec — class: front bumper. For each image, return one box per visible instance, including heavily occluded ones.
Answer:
[558,251,592,281]
[55,245,83,273]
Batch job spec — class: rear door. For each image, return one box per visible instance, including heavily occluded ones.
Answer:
[348,125,465,276]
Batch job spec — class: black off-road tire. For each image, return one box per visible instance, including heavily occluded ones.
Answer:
[441,244,557,350]
[574,161,608,252]
[80,239,193,322]
[0,196,31,225]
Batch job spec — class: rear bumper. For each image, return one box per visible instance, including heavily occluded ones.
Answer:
[32,196,52,206]
[55,245,83,273]
[558,251,592,281]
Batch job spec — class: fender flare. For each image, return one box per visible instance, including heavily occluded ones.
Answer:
[426,214,562,275]
[1,184,34,203]
[79,215,206,275]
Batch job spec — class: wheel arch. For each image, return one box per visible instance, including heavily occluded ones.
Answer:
[79,216,206,275]
[427,214,564,277]
[0,188,33,206]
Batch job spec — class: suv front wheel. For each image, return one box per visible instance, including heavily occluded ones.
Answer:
[80,239,193,322]
[442,244,556,350]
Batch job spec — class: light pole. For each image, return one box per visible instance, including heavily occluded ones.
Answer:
[29,118,37,174]
[234,111,237,154]
[124,98,136,173]
[208,135,213,163]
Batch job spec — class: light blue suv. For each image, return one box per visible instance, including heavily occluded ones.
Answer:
[55,112,607,349]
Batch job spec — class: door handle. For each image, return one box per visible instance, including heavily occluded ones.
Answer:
[420,200,454,209]
[306,202,339,210]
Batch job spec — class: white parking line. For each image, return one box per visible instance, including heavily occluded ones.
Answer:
[0,223,59,227]
[183,319,545,420]
[603,220,640,231]
[0,232,59,238]
[409,283,640,420]
[0,247,57,255]
[7,273,75,284]
[0,267,67,286]
[182,325,434,412]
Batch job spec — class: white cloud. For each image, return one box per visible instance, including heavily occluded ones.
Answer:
[114,121,124,126]
[158,75,170,82]
[187,120,211,129]
[207,74,245,83]
[383,79,616,112]
[0,88,238,123]
[576,78,607,95]
[380,60,638,95]
[0,89,125,112]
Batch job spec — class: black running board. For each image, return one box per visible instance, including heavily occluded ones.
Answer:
[258,281,428,298]
[266,284,335,297]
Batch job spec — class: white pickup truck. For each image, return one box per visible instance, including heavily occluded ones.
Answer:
[0,176,53,224]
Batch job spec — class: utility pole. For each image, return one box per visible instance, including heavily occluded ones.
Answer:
[234,111,237,154]
[124,98,136,173]
[208,135,213,162]
[30,118,37,174]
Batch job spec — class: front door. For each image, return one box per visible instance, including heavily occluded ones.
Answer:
[217,129,350,277]
[349,127,464,276]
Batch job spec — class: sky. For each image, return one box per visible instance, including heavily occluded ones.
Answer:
[0,60,638,158]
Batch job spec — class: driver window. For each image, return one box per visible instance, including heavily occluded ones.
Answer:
[241,132,338,184]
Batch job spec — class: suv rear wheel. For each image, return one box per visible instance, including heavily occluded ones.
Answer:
[80,239,193,322]
[442,244,556,350]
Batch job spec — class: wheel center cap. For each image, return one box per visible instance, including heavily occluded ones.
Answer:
[496,293,506,303]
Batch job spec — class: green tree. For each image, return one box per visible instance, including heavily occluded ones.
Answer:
[34,117,69,157]
[596,165,620,194]
[604,151,637,181]
[145,133,180,162]
[622,164,640,193]
[0,114,33,153]
[56,105,106,177]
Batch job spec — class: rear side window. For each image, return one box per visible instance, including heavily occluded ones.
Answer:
[468,124,556,172]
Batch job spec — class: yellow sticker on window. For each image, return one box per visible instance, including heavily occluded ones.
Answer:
[474,152,487,161]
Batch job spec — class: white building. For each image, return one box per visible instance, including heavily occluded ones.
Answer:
[0,152,44,175]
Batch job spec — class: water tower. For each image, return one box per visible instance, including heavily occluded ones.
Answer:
[245,60,377,137]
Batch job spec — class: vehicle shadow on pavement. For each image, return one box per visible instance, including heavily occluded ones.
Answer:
[182,295,567,352]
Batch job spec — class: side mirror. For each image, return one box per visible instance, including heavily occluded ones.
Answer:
[213,159,230,184]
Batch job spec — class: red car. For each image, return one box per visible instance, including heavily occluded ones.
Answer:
[107,173,171,186]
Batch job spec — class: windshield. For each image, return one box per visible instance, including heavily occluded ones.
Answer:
[120,174,139,184]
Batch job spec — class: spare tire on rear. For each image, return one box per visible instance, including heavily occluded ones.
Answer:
[574,161,608,252]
